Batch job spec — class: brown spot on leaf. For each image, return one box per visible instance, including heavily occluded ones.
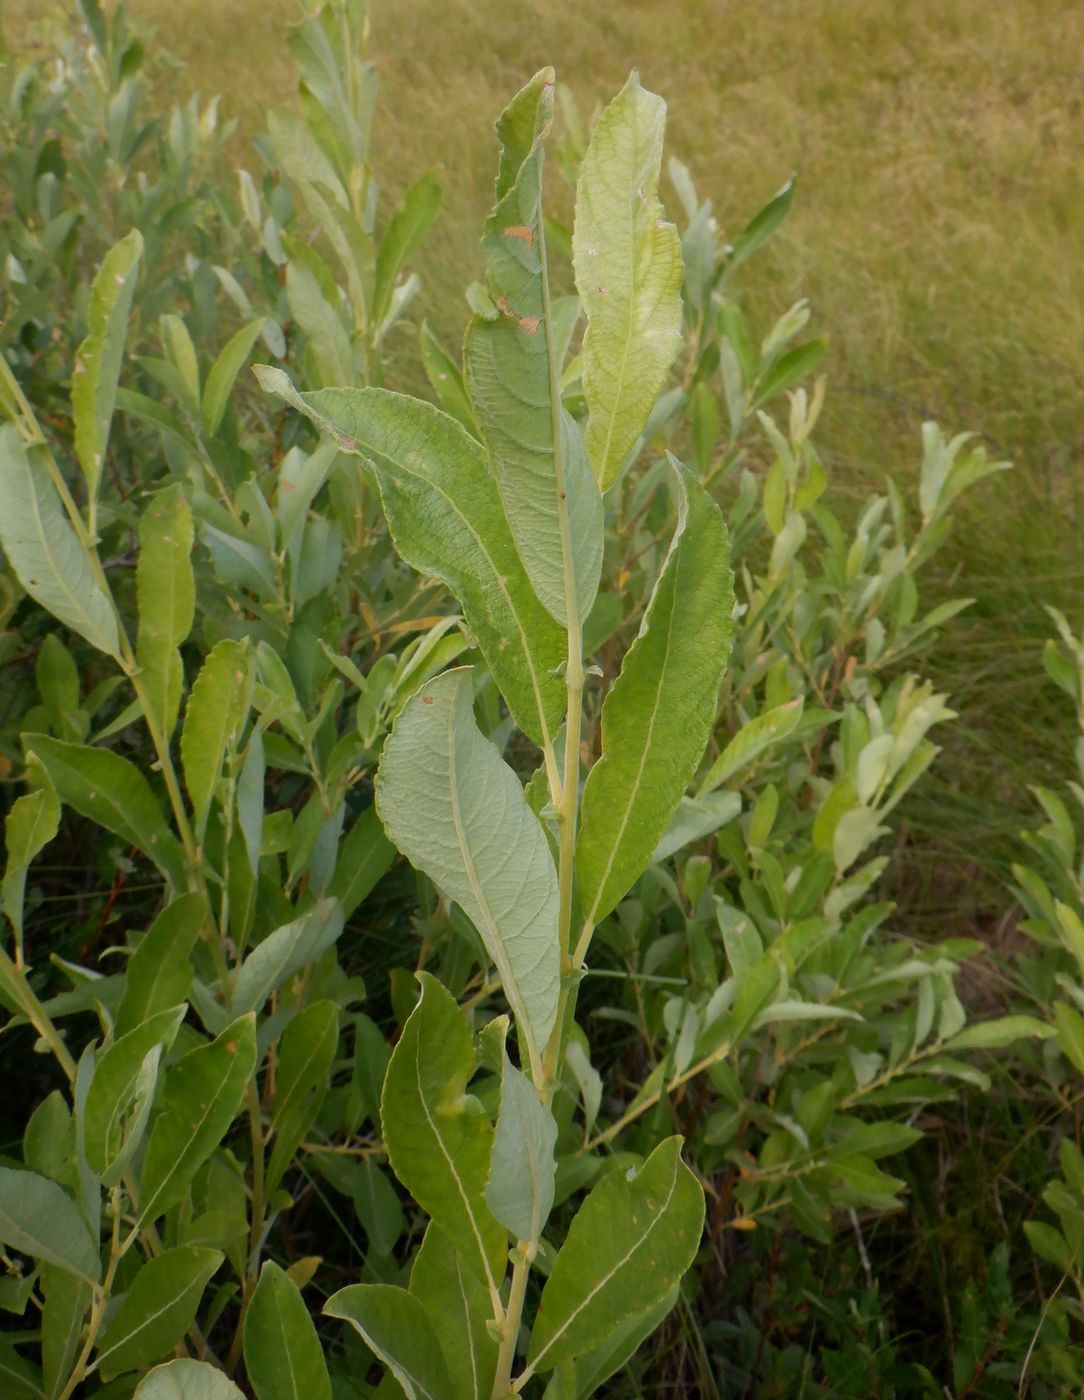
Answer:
[422,695,435,705]
[504,224,534,249]
[225,1041,238,1054]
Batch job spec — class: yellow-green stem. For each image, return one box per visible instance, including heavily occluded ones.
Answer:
[491,1243,533,1400]
[0,945,77,1080]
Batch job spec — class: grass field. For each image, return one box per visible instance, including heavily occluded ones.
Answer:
[8,0,1084,896]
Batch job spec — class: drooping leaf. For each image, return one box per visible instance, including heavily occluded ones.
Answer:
[409,1225,498,1400]
[573,73,683,489]
[376,669,560,1070]
[229,898,344,1016]
[266,1000,339,1193]
[0,427,120,657]
[577,462,734,926]
[136,484,195,744]
[243,1261,331,1400]
[380,975,507,1295]
[137,1014,257,1227]
[97,1247,223,1379]
[115,895,206,1038]
[180,638,253,839]
[202,319,266,437]
[324,1284,451,1400]
[526,1137,703,1374]
[71,228,142,500]
[40,1263,90,1400]
[253,369,564,745]
[0,1167,100,1284]
[22,734,185,891]
[464,68,602,626]
[134,1359,246,1399]
[486,1049,557,1246]
[2,785,60,946]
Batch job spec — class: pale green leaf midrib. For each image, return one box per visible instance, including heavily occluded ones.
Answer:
[453,1253,482,1400]
[531,1164,680,1372]
[98,1270,207,1368]
[139,1060,244,1225]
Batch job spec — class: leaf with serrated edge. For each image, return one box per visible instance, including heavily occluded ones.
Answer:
[464,68,602,626]
[97,1247,223,1379]
[137,1014,257,1227]
[22,734,185,891]
[72,229,142,500]
[526,1137,703,1374]
[409,1224,497,1400]
[137,485,195,745]
[574,73,683,489]
[376,669,559,1068]
[134,1359,246,1399]
[180,638,252,839]
[0,427,120,657]
[243,1261,331,1400]
[380,974,506,1297]
[0,1166,100,1284]
[324,1284,451,1400]
[253,368,564,747]
[577,461,734,926]
[486,1048,556,1245]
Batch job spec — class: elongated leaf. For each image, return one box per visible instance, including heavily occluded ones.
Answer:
[72,228,142,499]
[0,427,119,657]
[97,1246,223,1379]
[0,1167,100,1284]
[486,1050,557,1246]
[137,1014,257,1226]
[420,321,477,434]
[180,639,252,839]
[230,898,344,1016]
[699,698,804,795]
[526,1137,703,1373]
[571,1283,679,1398]
[85,1005,186,1182]
[136,485,195,744]
[373,172,441,329]
[115,894,206,1038]
[267,1000,338,1193]
[327,805,395,918]
[409,1225,498,1400]
[0,1338,43,1399]
[324,1285,450,1400]
[202,319,265,436]
[577,463,734,925]
[464,69,602,626]
[23,734,185,890]
[381,975,507,1293]
[244,1261,331,1400]
[944,1015,1054,1051]
[253,369,564,745]
[574,73,683,488]
[376,669,559,1067]
[134,1360,245,1399]
[41,1264,90,1400]
[724,176,796,280]
[2,785,60,945]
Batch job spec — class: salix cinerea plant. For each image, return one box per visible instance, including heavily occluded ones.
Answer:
[258,66,732,1397]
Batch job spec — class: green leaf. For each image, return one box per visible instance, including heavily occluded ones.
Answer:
[1055,1001,1084,1077]
[97,1246,223,1379]
[698,699,805,795]
[327,806,395,918]
[420,321,477,434]
[324,1284,451,1400]
[574,72,683,489]
[201,524,278,600]
[409,1225,497,1400]
[486,1048,557,1245]
[85,1005,186,1184]
[373,172,441,329]
[243,1261,331,1400]
[253,369,565,746]
[266,1000,339,1193]
[944,1015,1055,1052]
[0,1337,44,1399]
[376,669,560,1071]
[1024,1220,1074,1273]
[752,339,826,410]
[380,975,507,1295]
[577,462,734,926]
[180,638,253,839]
[22,734,185,891]
[40,1264,90,1400]
[0,427,120,657]
[526,1137,703,1374]
[115,894,206,1038]
[285,260,355,387]
[136,485,195,744]
[2,785,60,945]
[0,1167,100,1284]
[464,68,603,626]
[724,176,796,280]
[230,898,344,1016]
[71,229,142,500]
[137,1014,257,1227]
[134,1359,246,1399]
[202,319,265,437]
[570,1284,679,1399]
